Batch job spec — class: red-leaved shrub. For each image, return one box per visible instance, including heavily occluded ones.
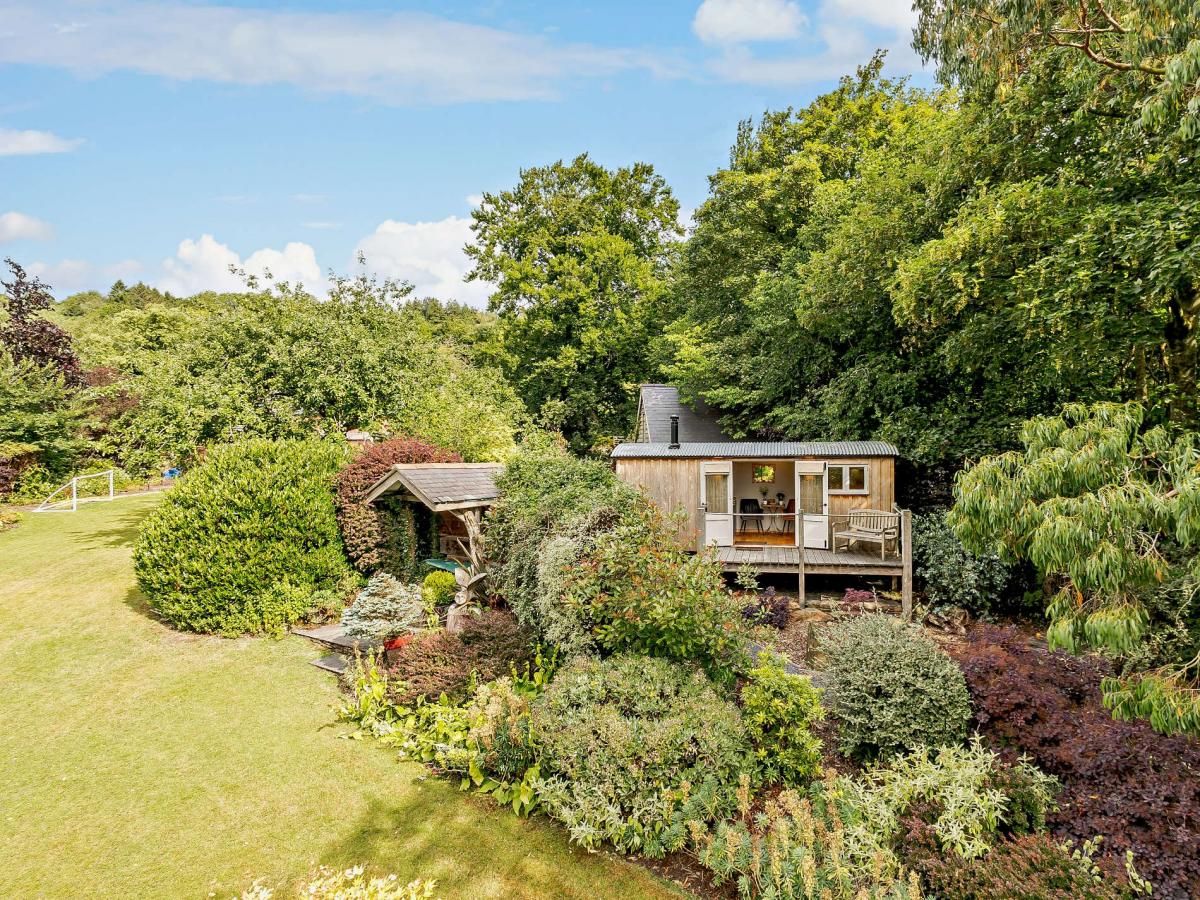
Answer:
[385,610,534,705]
[898,814,1129,900]
[334,437,460,576]
[952,626,1200,899]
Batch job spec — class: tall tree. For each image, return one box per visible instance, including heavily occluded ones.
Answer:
[1,259,83,385]
[466,153,681,453]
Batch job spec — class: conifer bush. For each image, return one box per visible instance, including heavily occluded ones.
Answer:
[133,439,351,635]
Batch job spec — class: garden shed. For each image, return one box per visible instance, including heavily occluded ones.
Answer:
[614,385,911,613]
[363,462,503,564]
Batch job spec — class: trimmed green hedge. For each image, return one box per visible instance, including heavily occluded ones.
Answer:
[133,439,352,635]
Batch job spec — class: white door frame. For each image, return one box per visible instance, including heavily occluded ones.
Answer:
[795,461,829,550]
[699,460,734,547]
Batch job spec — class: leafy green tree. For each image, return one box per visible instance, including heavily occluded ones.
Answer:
[0,352,82,494]
[913,0,1200,140]
[71,272,524,474]
[949,402,1200,736]
[467,153,681,452]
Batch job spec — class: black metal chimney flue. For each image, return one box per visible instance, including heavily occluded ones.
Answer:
[669,414,680,449]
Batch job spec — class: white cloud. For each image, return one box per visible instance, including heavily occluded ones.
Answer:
[25,258,139,294]
[0,1,672,104]
[0,127,82,155]
[0,211,53,242]
[355,216,492,307]
[693,0,806,44]
[28,259,91,292]
[156,234,324,296]
[465,193,484,208]
[701,0,924,85]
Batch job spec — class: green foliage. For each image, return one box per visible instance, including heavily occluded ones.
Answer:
[823,615,972,761]
[61,275,522,476]
[914,0,1200,141]
[132,439,352,635]
[338,650,400,736]
[844,741,1058,862]
[687,776,922,900]
[341,573,425,642]
[485,434,640,654]
[565,504,749,681]
[241,865,440,900]
[912,511,1015,616]
[740,655,825,786]
[467,154,681,452]
[0,352,82,495]
[949,401,1200,736]
[530,654,754,856]
[421,570,457,608]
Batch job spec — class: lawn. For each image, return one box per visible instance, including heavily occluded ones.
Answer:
[0,496,681,899]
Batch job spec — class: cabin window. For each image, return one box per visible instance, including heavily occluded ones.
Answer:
[752,464,775,484]
[828,464,868,495]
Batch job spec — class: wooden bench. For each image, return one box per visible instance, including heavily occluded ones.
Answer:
[833,509,900,559]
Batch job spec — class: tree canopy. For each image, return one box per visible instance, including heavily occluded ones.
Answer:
[467,153,681,453]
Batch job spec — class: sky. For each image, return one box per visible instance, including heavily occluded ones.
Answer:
[0,0,930,304]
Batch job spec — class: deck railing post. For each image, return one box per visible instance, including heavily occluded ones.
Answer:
[901,508,913,620]
[798,514,806,608]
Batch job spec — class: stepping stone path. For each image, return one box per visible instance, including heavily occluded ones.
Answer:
[292,623,381,675]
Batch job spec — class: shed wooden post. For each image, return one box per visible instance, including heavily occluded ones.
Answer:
[901,508,913,620]
[798,540,806,608]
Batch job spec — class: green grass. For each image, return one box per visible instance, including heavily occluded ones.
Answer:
[0,496,681,899]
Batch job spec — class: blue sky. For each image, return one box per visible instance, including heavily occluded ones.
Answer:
[0,0,929,303]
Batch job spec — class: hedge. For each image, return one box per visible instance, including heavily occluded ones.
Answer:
[133,439,352,635]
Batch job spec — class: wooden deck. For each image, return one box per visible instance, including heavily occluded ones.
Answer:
[717,545,902,575]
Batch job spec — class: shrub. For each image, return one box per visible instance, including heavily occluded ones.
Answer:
[133,439,351,635]
[484,435,639,652]
[741,586,790,628]
[565,504,750,681]
[530,654,754,855]
[241,865,439,899]
[341,573,425,641]
[823,614,971,761]
[0,506,20,532]
[421,570,457,608]
[912,511,1015,616]
[386,610,534,705]
[688,776,923,900]
[952,625,1200,899]
[899,829,1132,900]
[740,656,824,786]
[843,740,1058,862]
[334,437,460,579]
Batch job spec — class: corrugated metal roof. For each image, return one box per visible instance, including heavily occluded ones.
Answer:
[364,463,504,509]
[611,440,899,459]
[638,384,730,443]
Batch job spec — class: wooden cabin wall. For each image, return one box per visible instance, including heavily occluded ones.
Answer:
[613,458,701,549]
[826,457,895,516]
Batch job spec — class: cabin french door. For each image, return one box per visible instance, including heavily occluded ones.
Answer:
[700,461,734,547]
[795,461,829,550]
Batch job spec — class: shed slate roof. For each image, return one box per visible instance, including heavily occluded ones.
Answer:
[363,463,504,510]
[611,440,899,459]
[637,384,730,443]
